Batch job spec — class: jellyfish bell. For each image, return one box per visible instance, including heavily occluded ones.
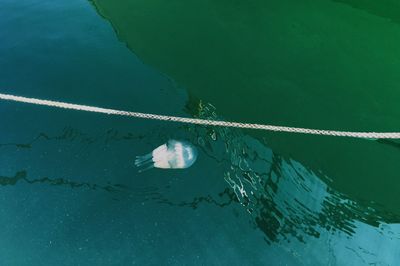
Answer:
[135,139,198,172]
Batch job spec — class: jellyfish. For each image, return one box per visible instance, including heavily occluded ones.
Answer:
[134,140,198,172]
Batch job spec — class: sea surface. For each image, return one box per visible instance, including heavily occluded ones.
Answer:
[0,0,399,265]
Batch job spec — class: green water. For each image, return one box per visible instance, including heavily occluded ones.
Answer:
[91,0,400,213]
[1,0,400,265]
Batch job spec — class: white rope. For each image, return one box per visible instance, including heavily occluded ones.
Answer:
[0,92,399,139]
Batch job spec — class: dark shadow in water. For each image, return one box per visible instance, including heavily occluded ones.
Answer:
[332,0,400,24]
[376,139,400,151]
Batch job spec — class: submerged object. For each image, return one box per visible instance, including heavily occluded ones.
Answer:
[135,140,198,172]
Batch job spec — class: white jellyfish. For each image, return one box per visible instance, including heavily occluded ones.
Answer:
[134,140,198,172]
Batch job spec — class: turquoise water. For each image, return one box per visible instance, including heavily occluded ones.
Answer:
[1,0,400,265]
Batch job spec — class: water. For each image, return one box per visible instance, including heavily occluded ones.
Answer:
[0,0,399,265]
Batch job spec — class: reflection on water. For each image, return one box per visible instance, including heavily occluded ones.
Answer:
[0,126,160,150]
[184,99,400,264]
[0,170,124,193]
[0,127,94,149]
[147,187,238,210]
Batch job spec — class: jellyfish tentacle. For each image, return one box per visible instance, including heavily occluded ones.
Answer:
[135,152,152,160]
[138,164,155,173]
[134,153,153,167]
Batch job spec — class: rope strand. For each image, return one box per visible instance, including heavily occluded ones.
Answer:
[0,93,399,139]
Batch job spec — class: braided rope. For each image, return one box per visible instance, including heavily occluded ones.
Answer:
[0,93,399,139]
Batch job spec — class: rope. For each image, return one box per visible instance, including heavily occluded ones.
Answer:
[0,92,399,139]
